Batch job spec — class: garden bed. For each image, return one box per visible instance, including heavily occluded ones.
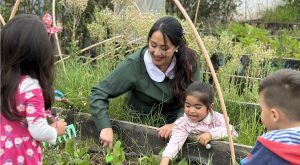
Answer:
[58,109,252,165]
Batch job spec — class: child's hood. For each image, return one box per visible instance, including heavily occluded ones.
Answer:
[258,137,300,164]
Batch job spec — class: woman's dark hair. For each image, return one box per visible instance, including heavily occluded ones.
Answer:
[147,16,197,106]
[185,81,214,111]
[1,14,54,121]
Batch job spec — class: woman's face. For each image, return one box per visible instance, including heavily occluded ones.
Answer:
[148,31,178,72]
[184,95,209,122]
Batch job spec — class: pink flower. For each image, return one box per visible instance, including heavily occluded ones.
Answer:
[25,92,34,99]
[0,149,4,157]
[3,160,13,165]
[32,140,37,146]
[4,125,12,132]
[26,149,34,157]
[5,140,13,149]
[15,138,23,148]
[37,146,42,154]
[26,105,36,114]
[17,156,24,163]
[23,137,30,142]
[17,104,26,112]
[0,135,6,141]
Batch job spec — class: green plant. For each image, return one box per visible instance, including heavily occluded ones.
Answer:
[138,155,160,165]
[107,140,126,165]
[261,4,300,23]
[61,140,90,165]
[230,22,271,46]
[270,33,300,58]
[54,57,115,112]
[43,139,90,165]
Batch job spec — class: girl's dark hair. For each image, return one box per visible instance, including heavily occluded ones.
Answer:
[147,16,197,106]
[1,14,54,121]
[185,81,214,111]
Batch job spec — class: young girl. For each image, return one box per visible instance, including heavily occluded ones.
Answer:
[160,81,238,165]
[1,14,67,164]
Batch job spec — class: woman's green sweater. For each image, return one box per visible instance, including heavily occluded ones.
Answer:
[89,47,201,131]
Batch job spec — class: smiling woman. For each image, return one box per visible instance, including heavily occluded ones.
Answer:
[148,31,178,72]
[89,16,201,150]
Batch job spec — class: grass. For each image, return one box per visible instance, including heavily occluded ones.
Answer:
[261,5,300,23]
[54,50,266,147]
[51,20,291,164]
[51,57,266,164]
[54,57,119,112]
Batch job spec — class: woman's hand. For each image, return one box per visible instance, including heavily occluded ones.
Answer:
[99,128,113,151]
[157,124,174,140]
[198,132,212,146]
[52,119,67,136]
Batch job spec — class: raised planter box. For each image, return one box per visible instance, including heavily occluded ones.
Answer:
[59,109,252,165]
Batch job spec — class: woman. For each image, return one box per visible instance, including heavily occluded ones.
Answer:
[89,16,201,149]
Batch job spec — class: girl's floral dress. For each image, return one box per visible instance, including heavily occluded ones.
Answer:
[1,76,48,165]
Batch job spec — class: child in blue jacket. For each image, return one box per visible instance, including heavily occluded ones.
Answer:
[242,69,300,165]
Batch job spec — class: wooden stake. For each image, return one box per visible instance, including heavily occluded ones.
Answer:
[9,0,21,20]
[52,0,67,76]
[172,0,236,164]
[194,0,201,25]
[0,14,6,25]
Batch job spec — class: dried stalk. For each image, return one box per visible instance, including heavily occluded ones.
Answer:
[55,55,71,64]
[173,0,236,164]
[80,35,124,53]
[83,44,123,66]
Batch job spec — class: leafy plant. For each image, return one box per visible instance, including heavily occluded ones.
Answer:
[230,22,271,46]
[261,3,300,23]
[61,140,90,165]
[270,33,300,58]
[107,140,126,165]
[138,155,160,165]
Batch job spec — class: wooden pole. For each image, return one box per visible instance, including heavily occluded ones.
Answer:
[172,0,236,164]
[9,0,21,20]
[52,0,67,76]
[0,14,6,25]
[194,0,201,25]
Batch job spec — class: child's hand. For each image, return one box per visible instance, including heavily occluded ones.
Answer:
[198,132,212,146]
[157,124,174,140]
[160,157,170,165]
[51,119,68,136]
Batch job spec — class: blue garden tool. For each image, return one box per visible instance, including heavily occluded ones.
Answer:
[42,124,77,147]
[42,90,76,146]
[57,124,77,142]
[54,89,69,103]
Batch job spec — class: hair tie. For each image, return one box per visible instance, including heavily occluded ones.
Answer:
[43,13,62,34]
[182,29,186,37]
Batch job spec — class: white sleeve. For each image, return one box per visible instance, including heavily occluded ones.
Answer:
[209,112,238,139]
[162,123,189,159]
[27,117,57,144]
